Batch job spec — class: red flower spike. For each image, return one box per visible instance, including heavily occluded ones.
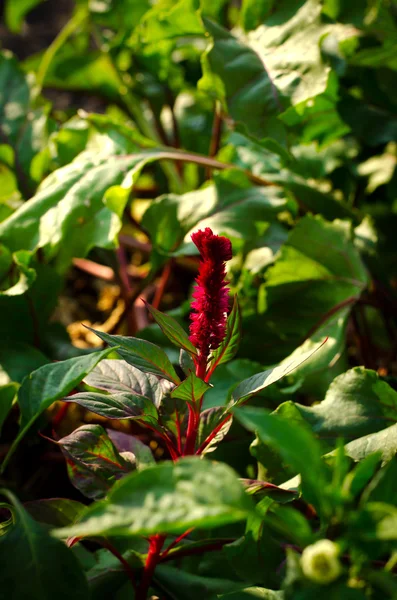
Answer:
[189,228,232,378]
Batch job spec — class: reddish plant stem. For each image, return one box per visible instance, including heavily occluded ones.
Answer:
[151,260,173,310]
[101,539,137,593]
[160,538,234,563]
[137,534,166,600]
[116,245,137,335]
[196,414,232,455]
[184,403,199,455]
[161,528,194,560]
[174,404,183,455]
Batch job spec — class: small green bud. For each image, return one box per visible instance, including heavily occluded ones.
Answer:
[301,539,342,585]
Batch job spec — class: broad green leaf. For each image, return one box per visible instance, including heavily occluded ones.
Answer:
[86,326,181,384]
[53,457,254,538]
[245,0,356,107]
[200,18,284,141]
[210,296,242,370]
[25,499,85,529]
[143,175,293,258]
[171,371,210,403]
[4,0,45,33]
[1,348,114,473]
[231,339,326,406]
[344,422,397,464]
[221,133,354,221]
[235,407,331,516]
[291,368,397,442]
[83,358,165,406]
[241,215,368,363]
[145,303,197,354]
[0,489,89,599]
[224,512,283,587]
[0,151,154,272]
[66,390,159,422]
[0,383,17,435]
[58,424,136,499]
[154,565,243,600]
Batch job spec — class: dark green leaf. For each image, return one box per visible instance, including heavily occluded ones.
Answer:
[145,302,197,354]
[0,489,89,599]
[54,457,254,538]
[210,296,242,370]
[86,326,181,384]
[235,407,331,516]
[66,390,159,422]
[171,371,210,403]
[0,383,17,435]
[24,499,85,529]
[292,368,397,442]
[1,348,114,473]
[231,340,326,406]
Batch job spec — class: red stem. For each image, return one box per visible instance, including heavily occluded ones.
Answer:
[137,534,166,600]
[184,404,199,455]
[161,528,194,560]
[196,414,232,455]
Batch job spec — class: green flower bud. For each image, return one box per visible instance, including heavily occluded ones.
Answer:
[301,539,342,585]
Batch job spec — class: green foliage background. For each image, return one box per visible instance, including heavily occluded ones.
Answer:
[0,0,397,598]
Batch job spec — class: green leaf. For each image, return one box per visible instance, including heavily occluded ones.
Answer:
[139,0,203,42]
[0,249,36,296]
[83,358,165,405]
[53,457,254,538]
[235,407,331,516]
[86,326,181,384]
[0,383,17,435]
[1,348,114,473]
[58,424,136,500]
[200,18,284,141]
[66,390,159,422]
[145,302,197,354]
[142,175,293,257]
[291,368,397,443]
[241,215,368,363]
[231,339,326,406]
[0,489,89,599]
[244,0,356,107]
[24,498,85,529]
[4,0,45,33]
[210,296,242,370]
[0,342,47,386]
[241,0,275,31]
[344,422,397,464]
[219,589,283,599]
[198,407,233,455]
[154,565,243,600]
[171,371,210,403]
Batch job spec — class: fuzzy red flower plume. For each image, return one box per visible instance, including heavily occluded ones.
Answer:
[189,228,232,378]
